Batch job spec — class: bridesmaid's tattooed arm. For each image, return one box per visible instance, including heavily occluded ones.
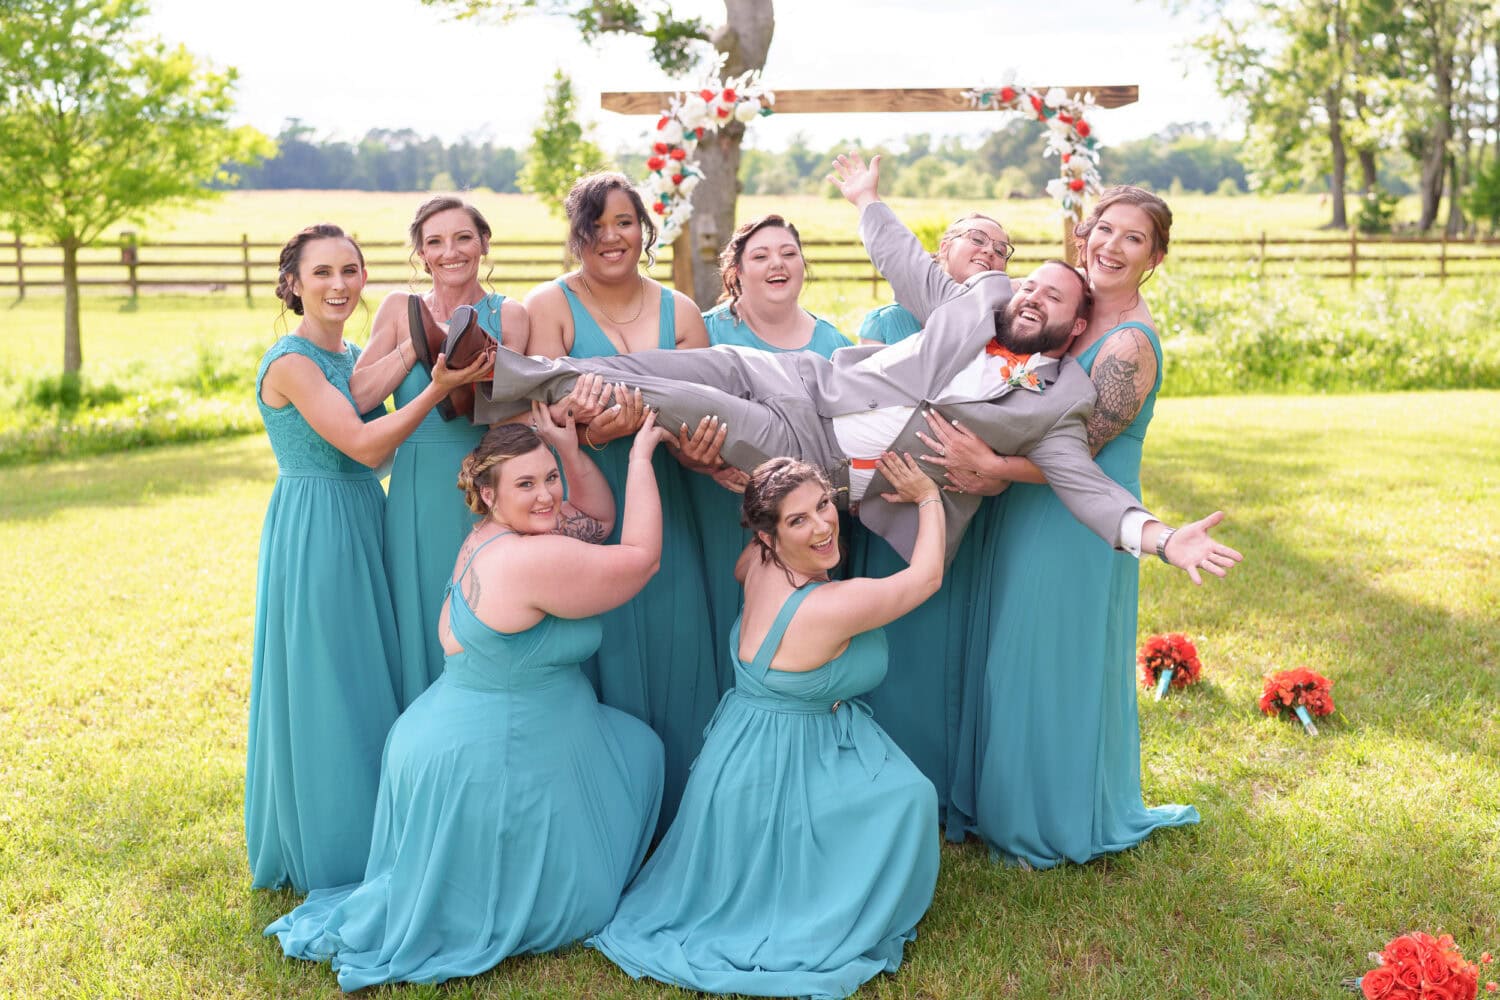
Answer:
[1084,328,1156,455]
[554,509,609,544]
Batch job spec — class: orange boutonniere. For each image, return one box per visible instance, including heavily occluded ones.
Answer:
[984,341,1045,391]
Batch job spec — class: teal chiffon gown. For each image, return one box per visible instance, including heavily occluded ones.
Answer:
[689,302,851,693]
[947,322,1200,866]
[559,280,718,834]
[590,583,939,1000]
[848,302,983,825]
[246,336,401,892]
[383,292,501,708]
[266,530,664,991]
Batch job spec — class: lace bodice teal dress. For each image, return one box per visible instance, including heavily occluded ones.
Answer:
[560,279,717,834]
[847,301,986,827]
[590,583,939,1000]
[246,335,401,892]
[384,292,501,708]
[948,322,1199,866]
[690,302,851,693]
[266,530,664,991]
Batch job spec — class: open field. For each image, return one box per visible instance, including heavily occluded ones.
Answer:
[28,189,1380,245]
[10,190,1491,298]
[1,391,1497,998]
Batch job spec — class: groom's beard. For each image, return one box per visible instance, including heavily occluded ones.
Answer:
[993,307,1074,355]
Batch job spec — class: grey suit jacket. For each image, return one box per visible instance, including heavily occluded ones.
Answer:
[847,202,1147,562]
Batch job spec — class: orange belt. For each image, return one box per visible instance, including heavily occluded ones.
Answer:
[850,457,880,470]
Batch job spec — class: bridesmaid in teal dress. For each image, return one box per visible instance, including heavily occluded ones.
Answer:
[688,214,851,692]
[267,413,668,990]
[938,188,1201,866]
[591,454,946,1000]
[847,211,1015,822]
[523,172,716,833]
[354,197,528,708]
[248,224,492,892]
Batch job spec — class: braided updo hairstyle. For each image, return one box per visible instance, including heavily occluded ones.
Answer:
[458,423,545,518]
[740,457,836,584]
[275,223,365,316]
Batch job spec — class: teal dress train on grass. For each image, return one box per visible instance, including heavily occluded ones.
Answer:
[265,531,663,991]
[690,302,851,692]
[848,301,981,824]
[590,584,939,1000]
[384,292,500,708]
[246,335,400,893]
[561,280,718,833]
[947,322,1200,866]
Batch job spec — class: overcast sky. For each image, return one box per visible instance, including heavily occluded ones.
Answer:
[145,0,1238,153]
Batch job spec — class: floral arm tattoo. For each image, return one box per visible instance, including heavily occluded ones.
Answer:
[1084,330,1153,455]
[554,508,609,544]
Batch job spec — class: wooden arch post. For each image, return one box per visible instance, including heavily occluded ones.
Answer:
[603,85,1139,284]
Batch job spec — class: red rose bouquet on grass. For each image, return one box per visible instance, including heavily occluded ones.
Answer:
[1259,665,1335,734]
[1346,931,1495,999]
[1138,633,1202,701]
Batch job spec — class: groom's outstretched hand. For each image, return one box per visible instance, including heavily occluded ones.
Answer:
[828,153,882,210]
[1161,511,1244,585]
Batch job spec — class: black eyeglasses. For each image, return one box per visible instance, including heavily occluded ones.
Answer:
[959,229,1015,261]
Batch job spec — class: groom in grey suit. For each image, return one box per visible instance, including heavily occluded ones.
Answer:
[475,165,1238,581]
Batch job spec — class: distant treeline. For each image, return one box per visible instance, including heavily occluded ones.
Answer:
[232,117,1377,198]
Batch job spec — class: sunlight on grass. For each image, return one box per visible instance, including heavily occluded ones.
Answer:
[1,392,1496,998]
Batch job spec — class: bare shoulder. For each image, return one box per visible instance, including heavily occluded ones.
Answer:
[523,278,568,311]
[672,292,709,348]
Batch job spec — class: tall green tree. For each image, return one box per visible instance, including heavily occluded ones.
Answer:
[519,69,610,217]
[422,0,774,307]
[0,0,272,375]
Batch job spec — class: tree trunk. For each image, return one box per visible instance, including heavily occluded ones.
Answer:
[1326,88,1349,229]
[63,240,82,375]
[684,0,774,308]
[1446,153,1466,236]
[1417,28,1454,231]
[1357,150,1378,193]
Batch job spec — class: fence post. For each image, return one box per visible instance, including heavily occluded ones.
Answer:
[1439,231,1448,284]
[13,234,23,301]
[1258,230,1267,282]
[1348,227,1358,287]
[242,233,253,305]
[120,230,139,300]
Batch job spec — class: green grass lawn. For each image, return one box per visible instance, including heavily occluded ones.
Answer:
[1,391,1496,998]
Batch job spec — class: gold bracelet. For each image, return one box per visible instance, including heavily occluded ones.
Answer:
[584,425,606,451]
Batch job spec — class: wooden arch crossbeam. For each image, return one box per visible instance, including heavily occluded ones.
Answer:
[602,86,1140,283]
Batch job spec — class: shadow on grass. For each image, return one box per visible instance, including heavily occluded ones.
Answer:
[0,435,275,523]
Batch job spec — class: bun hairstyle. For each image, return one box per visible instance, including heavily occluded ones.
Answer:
[408,196,494,282]
[458,423,544,517]
[1072,185,1173,276]
[717,214,805,316]
[740,457,835,583]
[564,171,658,266]
[275,223,364,316]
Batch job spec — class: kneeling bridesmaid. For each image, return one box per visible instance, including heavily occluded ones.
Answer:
[590,453,946,1000]
[266,405,669,991]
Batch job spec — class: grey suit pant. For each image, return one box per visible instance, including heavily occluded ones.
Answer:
[480,345,850,484]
